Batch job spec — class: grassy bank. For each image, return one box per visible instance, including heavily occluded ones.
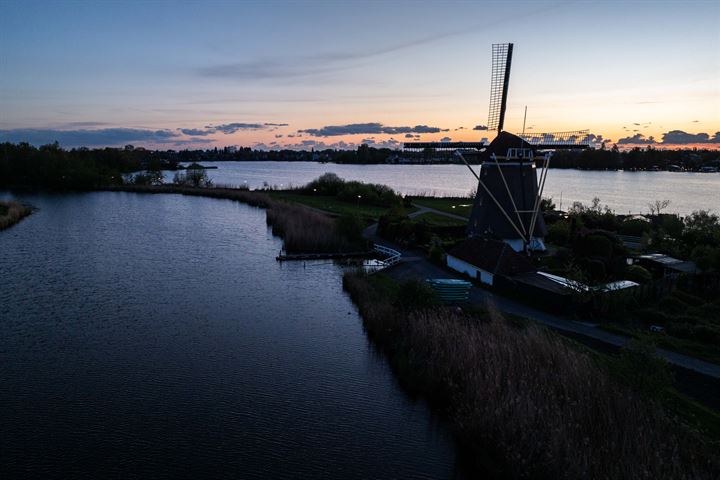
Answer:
[410,196,473,218]
[0,200,32,230]
[343,272,719,479]
[107,184,365,253]
[267,191,392,220]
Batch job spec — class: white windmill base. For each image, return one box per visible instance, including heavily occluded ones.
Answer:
[503,237,546,253]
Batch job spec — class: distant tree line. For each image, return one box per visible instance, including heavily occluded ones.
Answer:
[550,145,719,171]
[3,141,719,189]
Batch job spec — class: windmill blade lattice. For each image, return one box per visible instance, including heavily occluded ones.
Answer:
[487,43,513,132]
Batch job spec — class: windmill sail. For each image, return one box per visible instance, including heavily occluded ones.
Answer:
[487,43,513,132]
[519,130,592,149]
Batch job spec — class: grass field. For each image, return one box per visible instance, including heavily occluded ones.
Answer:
[412,211,467,227]
[410,196,473,218]
[599,323,720,365]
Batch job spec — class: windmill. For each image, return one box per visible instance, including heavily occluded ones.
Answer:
[456,43,590,253]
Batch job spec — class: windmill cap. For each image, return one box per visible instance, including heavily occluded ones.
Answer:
[484,131,534,159]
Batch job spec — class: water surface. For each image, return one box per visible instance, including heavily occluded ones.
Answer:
[0,191,463,479]
[167,161,720,215]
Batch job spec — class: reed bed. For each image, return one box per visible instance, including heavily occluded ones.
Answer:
[265,202,357,253]
[107,184,359,253]
[343,272,719,479]
[0,200,32,230]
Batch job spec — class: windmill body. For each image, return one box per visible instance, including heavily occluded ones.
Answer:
[467,132,547,252]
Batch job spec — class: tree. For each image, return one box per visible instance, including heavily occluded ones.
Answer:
[647,199,670,216]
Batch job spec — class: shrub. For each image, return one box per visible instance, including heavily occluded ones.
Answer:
[635,308,670,325]
[586,259,607,282]
[547,219,571,245]
[334,213,364,244]
[658,296,687,315]
[575,233,613,259]
[608,340,674,400]
[302,173,402,208]
[395,280,437,311]
[671,290,705,307]
[619,218,652,236]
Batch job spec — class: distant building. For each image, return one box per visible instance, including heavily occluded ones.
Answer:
[635,253,698,277]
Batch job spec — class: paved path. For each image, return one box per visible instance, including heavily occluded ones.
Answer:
[364,222,720,380]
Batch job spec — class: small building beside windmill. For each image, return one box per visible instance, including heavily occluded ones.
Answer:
[446,237,535,286]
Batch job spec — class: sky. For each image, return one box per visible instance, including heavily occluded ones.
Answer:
[1,0,719,150]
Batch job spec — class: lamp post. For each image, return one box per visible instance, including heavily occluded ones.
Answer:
[356,194,362,210]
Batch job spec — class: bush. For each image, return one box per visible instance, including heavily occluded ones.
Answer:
[586,259,607,282]
[635,308,670,325]
[619,218,652,236]
[395,280,437,311]
[428,243,444,264]
[547,219,571,245]
[575,233,613,259]
[671,290,705,307]
[334,213,364,244]
[302,173,402,208]
[658,296,687,315]
[625,265,652,283]
[608,340,674,400]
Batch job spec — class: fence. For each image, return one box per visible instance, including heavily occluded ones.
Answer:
[373,244,402,268]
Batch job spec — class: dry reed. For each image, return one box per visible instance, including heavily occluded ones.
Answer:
[0,200,32,230]
[343,272,719,479]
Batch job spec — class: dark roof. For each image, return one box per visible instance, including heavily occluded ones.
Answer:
[638,254,698,274]
[484,131,534,158]
[448,237,535,276]
[511,271,574,296]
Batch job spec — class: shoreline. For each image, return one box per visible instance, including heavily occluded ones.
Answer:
[0,200,32,231]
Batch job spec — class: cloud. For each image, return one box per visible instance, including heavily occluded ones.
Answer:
[300,122,448,136]
[209,122,265,134]
[661,130,714,144]
[473,125,488,131]
[361,138,375,144]
[440,136,452,142]
[275,134,283,138]
[264,122,289,127]
[617,134,656,145]
[692,120,699,123]
[0,128,181,147]
[180,122,271,136]
[404,133,416,138]
[61,121,111,128]
[179,128,215,136]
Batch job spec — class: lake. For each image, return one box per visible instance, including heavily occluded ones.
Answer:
[0,191,465,479]
[166,161,720,216]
